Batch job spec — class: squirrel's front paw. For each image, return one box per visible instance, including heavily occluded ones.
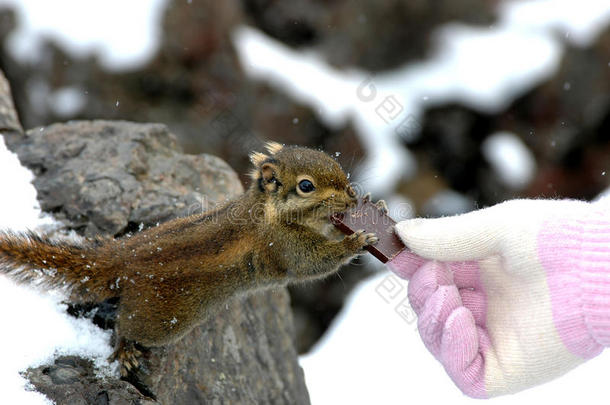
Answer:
[344,229,378,251]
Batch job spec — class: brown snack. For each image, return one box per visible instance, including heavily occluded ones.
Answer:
[331,197,407,263]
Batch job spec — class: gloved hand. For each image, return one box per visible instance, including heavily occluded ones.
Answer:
[387,199,610,398]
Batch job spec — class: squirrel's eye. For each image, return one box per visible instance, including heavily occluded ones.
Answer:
[298,179,315,193]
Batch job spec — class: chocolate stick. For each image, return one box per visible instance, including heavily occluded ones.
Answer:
[330,198,407,263]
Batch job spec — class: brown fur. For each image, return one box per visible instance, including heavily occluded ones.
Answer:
[0,143,376,374]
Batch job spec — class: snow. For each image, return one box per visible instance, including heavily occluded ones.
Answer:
[233,0,610,195]
[0,137,53,231]
[232,21,557,194]
[482,132,537,190]
[48,87,86,118]
[1,0,610,403]
[597,187,610,200]
[233,26,415,196]
[0,0,169,71]
[405,25,561,113]
[300,271,610,404]
[0,0,604,196]
[0,137,115,405]
[0,278,115,405]
[502,0,610,46]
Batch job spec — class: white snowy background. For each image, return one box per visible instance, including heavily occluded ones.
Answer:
[0,0,610,403]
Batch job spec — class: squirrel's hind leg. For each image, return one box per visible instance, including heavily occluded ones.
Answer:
[109,338,144,377]
[109,338,158,399]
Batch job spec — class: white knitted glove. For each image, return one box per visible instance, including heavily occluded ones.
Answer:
[387,199,610,397]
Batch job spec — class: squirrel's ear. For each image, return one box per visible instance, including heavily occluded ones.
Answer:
[265,141,284,155]
[249,151,269,167]
[260,162,281,192]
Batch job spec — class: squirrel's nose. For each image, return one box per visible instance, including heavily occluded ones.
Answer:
[346,185,356,198]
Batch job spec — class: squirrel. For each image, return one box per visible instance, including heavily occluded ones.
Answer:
[0,142,382,376]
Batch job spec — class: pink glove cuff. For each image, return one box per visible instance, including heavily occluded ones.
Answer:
[580,202,610,348]
[539,199,610,358]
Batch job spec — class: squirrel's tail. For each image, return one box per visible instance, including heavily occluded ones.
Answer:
[0,231,116,302]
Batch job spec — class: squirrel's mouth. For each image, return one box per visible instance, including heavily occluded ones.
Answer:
[320,195,357,217]
[327,202,351,214]
[325,200,356,218]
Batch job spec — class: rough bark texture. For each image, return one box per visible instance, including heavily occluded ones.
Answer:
[0,72,310,404]
[4,120,243,238]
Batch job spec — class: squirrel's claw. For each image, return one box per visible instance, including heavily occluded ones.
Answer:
[347,229,365,240]
[362,192,388,214]
[366,234,379,245]
[110,339,143,377]
[375,199,389,214]
[346,229,378,250]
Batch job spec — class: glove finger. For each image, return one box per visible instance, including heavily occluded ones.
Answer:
[449,261,482,289]
[459,288,486,326]
[395,212,503,262]
[440,307,492,399]
[386,249,426,280]
[408,261,453,314]
[417,285,461,359]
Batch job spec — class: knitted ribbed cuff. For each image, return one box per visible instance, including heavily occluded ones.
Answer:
[581,198,610,348]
